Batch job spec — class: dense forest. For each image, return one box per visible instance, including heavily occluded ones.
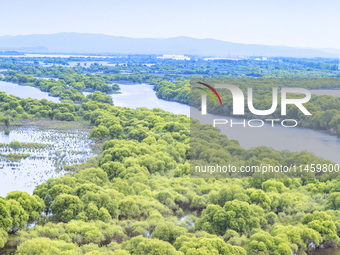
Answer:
[0,56,340,254]
[0,89,339,254]
[1,55,340,78]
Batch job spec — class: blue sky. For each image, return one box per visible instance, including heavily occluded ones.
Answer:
[1,0,339,49]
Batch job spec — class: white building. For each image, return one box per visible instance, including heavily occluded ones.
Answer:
[254,57,268,61]
[203,57,229,61]
[157,54,190,60]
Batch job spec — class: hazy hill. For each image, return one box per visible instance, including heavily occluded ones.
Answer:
[0,33,337,58]
[0,46,48,53]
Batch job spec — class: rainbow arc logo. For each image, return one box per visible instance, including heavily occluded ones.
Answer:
[197,82,223,106]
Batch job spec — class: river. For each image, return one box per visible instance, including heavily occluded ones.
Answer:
[108,84,190,115]
[310,89,340,97]
[108,85,340,165]
[0,82,340,253]
[0,81,60,102]
[1,82,340,164]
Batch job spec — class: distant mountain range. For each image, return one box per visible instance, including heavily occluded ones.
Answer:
[0,33,338,58]
[0,46,48,53]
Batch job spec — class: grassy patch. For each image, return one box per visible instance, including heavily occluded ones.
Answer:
[0,153,30,161]
[2,118,94,132]
[63,156,99,173]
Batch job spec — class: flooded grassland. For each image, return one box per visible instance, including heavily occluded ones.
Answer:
[0,121,97,197]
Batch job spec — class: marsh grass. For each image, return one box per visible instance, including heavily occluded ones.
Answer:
[0,125,96,196]
[0,153,30,161]
[3,118,94,131]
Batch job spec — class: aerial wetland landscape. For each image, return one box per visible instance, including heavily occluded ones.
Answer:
[1,54,340,255]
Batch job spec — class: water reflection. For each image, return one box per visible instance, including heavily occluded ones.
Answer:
[0,127,95,196]
[0,81,60,102]
[191,108,340,165]
[109,83,190,115]
[311,89,340,97]
[1,80,340,169]
[105,83,340,166]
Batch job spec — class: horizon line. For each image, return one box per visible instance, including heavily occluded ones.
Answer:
[1,32,339,51]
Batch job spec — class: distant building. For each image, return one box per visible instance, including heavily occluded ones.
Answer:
[203,57,229,61]
[203,56,248,61]
[157,54,190,60]
[254,57,268,61]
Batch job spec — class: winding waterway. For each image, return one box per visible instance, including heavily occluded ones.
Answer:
[1,81,340,253]
[1,82,340,165]
[0,81,60,102]
[110,85,340,164]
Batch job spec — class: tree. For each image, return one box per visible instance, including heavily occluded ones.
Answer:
[325,192,340,210]
[73,82,85,91]
[112,251,130,255]
[0,229,8,248]
[173,234,246,255]
[0,198,12,229]
[86,202,99,220]
[246,231,291,255]
[247,189,271,211]
[118,198,140,220]
[152,222,187,244]
[112,83,120,91]
[190,196,207,211]
[9,141,22,150]
[16,237,77,255]
[6,191,44,221]
[87,91,113,105]
[109,124,123,139]
[15,105,24,114]
[2,116,10,127]
[62,112,75,121]
[302,211,339,243]
[43,184,74,208]
[6,199,29,229]
[98,207,111,222]
[51,194,84,222]
[74,168,109,186]
[90,125,110,139]
[261,180,287,193]
[80,191,118,219]
[173,163,190,177]
[64,220,106,244]
[271,225,322,253]
[101,161,126,180]
[265,212,278,225]
[195,200,266,235]
[121,236,183,255]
